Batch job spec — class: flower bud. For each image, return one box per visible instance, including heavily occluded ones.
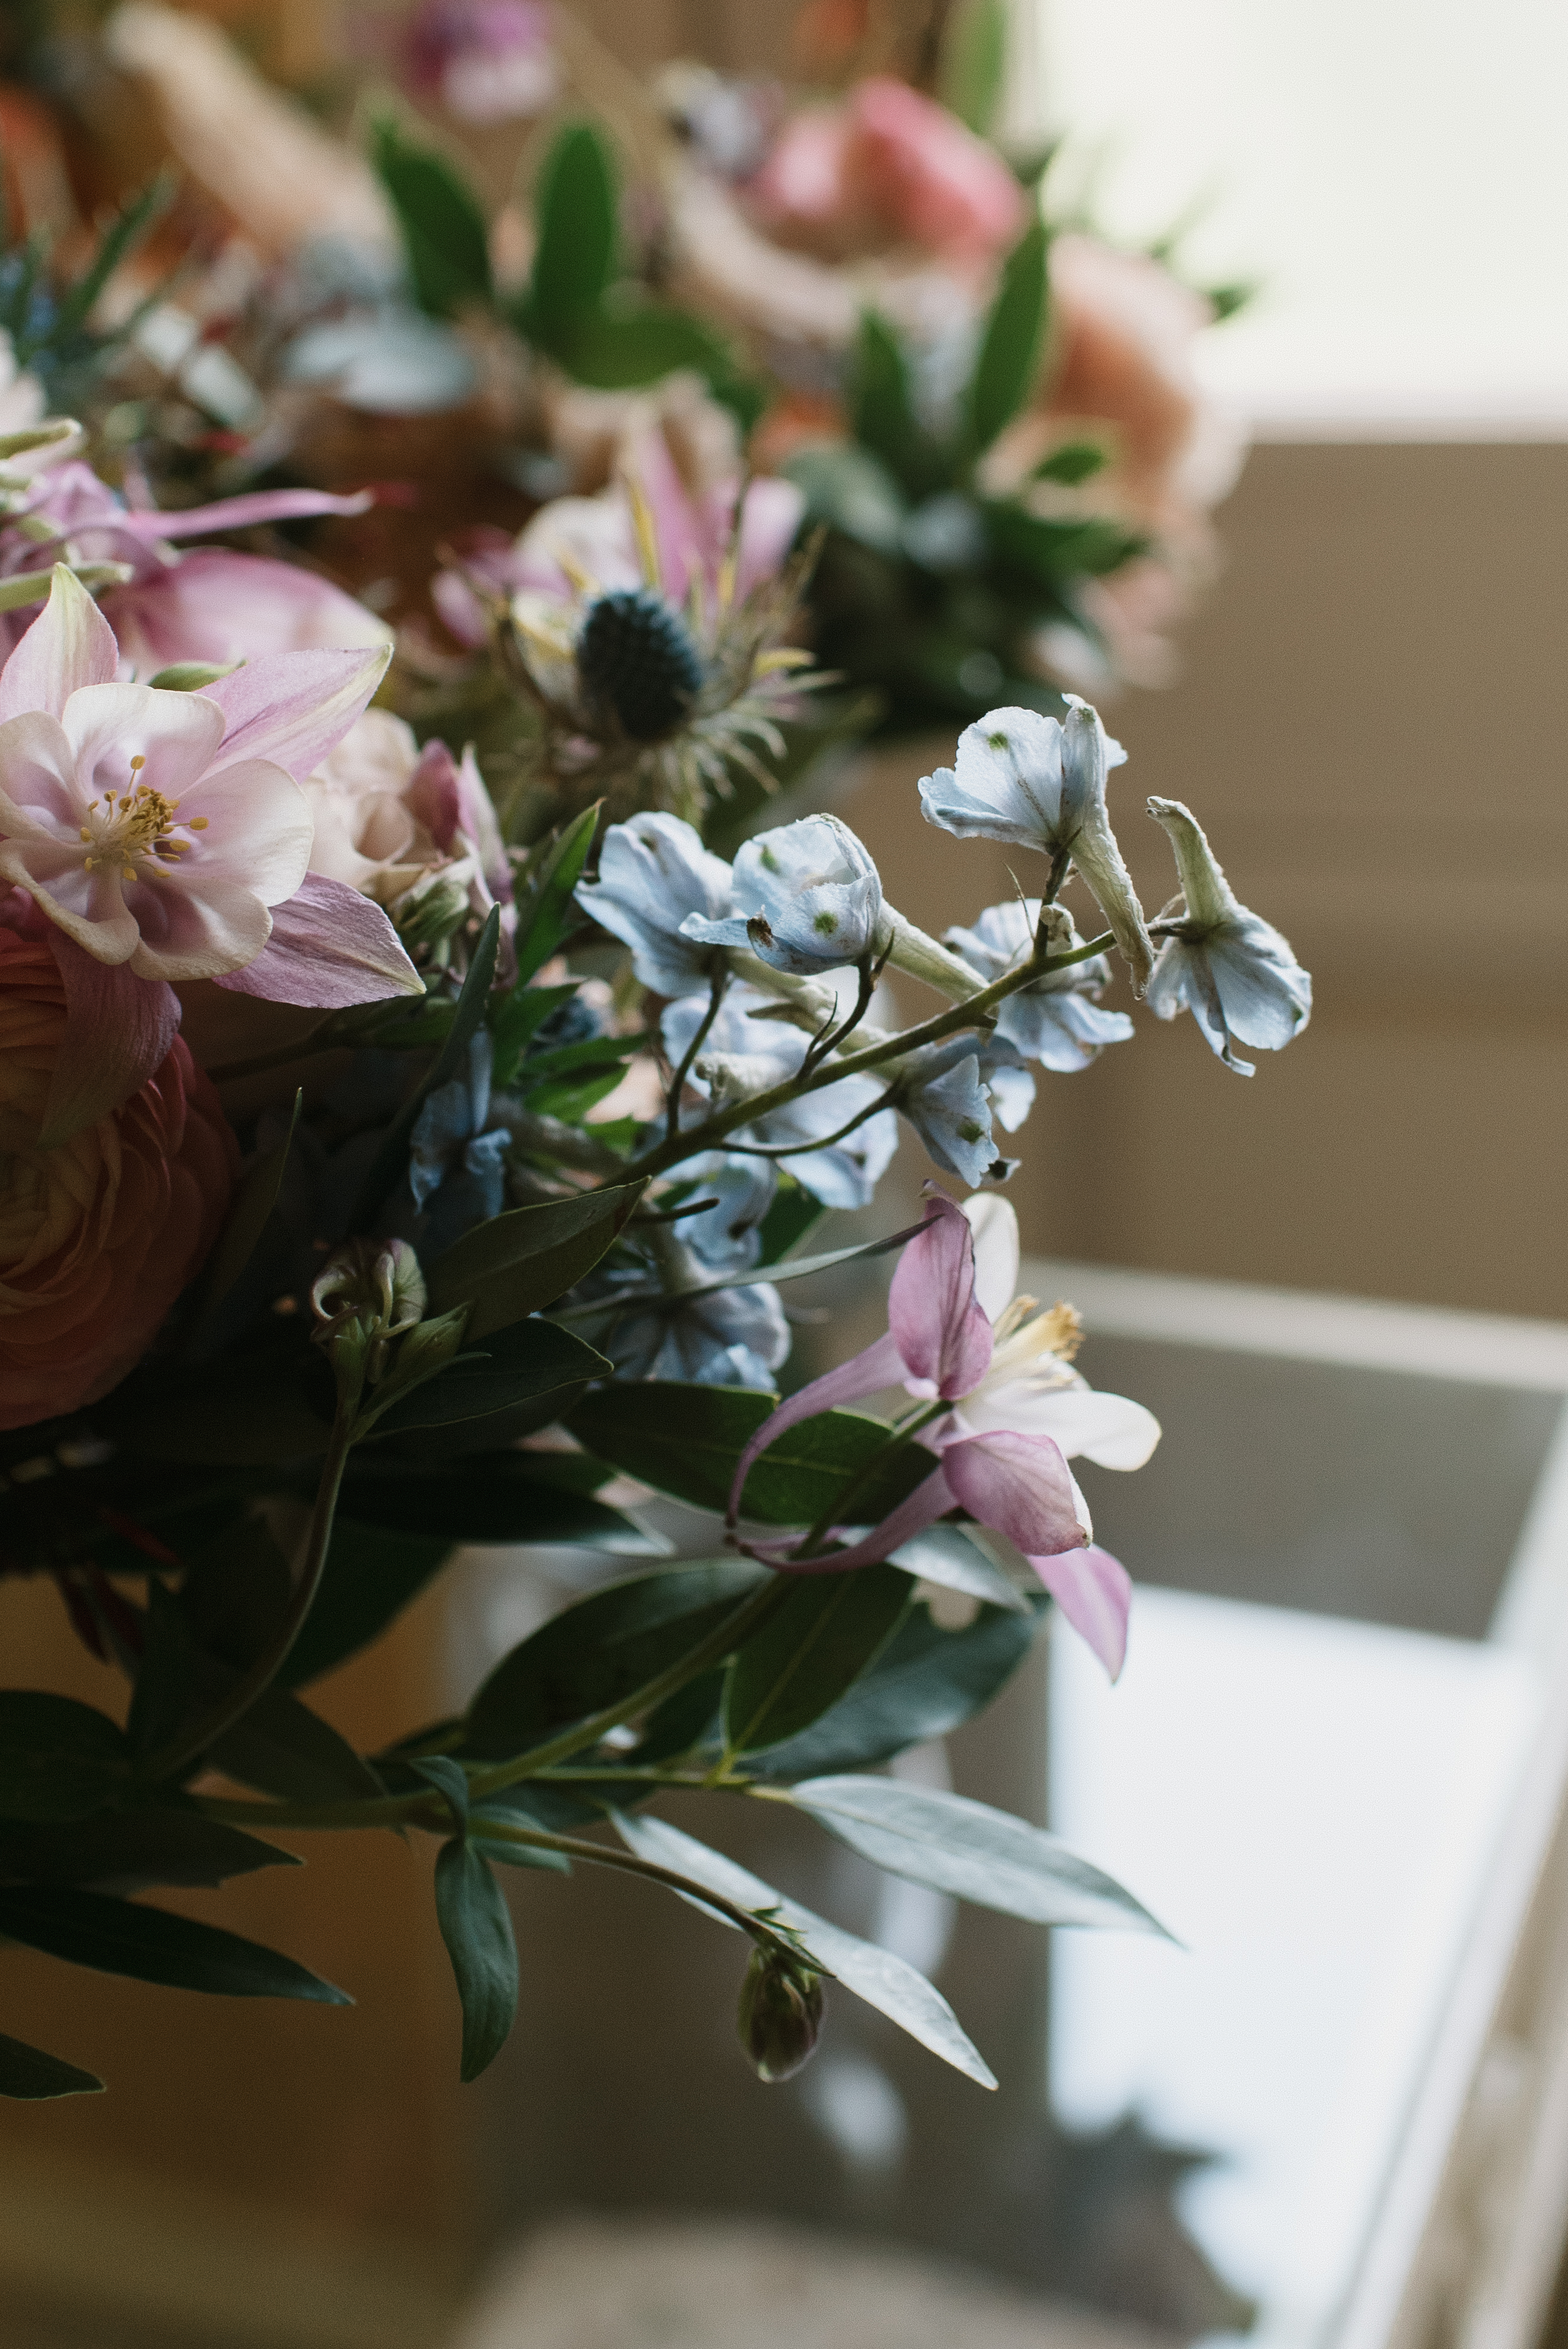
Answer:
[310,1238,428,1390]
[737,1944,824,2083]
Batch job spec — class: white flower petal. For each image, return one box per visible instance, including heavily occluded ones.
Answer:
[962,1192,1019,1323]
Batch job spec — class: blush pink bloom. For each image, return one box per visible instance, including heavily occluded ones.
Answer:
[748,76,1027,268]
[0,459,390,673]
[403,0,558,123]
[0,568,420,1139]
[729,1191,1154,1677]
[0,923,237,1429]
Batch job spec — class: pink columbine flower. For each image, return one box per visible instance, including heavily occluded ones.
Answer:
[727,1191,1159,1677]
[0,566,420,1141]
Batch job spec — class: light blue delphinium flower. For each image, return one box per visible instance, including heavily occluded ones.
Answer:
[405,1030,511,1257]
[586,1155,789,1387]
[896,1038,1008,1188]
[576,811,733,996]
[680,812,890,977]
[1145,798,1312,1076]
[662,985,899,1210]
[919,700,1153,987]
[943,898,1135,1072]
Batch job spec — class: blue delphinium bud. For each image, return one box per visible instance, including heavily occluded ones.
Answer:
[680,813,890,977]
[577,586,706,741]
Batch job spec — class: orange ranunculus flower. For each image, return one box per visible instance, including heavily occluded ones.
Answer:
[0,927,238,1430]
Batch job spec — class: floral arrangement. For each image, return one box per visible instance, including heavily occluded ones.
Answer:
[0,4,1301,2108]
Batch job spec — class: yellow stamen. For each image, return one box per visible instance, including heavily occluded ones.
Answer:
[623,469,663,594]
[187,816,207,829]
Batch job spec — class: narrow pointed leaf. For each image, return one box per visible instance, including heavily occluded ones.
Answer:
[433,1840,519,2080]
[0,2033,104,2100]
[613,1811,995,2088]
[788,1778,1171,1935]
[427,1181,646,1339]
[528,123,618,334]
[510,801,601,990]
[0,1694,129,1824]
[723,1567,910,1753]
[966,220,1049,455]
[0,1886,352,2001]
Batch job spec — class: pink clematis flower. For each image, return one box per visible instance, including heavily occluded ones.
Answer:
[0,567,419,1140]
[727,1190,1158,1677]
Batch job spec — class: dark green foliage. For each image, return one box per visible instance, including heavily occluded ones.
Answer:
[334,1450,660,1554]
[0,1808,298,1894]
[966,220,1050,455]
[426,1182,646,1340]
[721,1567,910,1753]
[0,1886,351,2002]
[282,1520,456,1687]
[0,1694,129,1824]
[0,2034,103,2100]
[433,1839,520,2079]
[372,117,494,316]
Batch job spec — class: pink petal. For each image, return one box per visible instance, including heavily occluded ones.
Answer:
[1033,1545,1132,1681]
[727,1329,907,1525]
[888,1192,993,1398]
[732,476,806,600]
[939,1429,1086,1559]
[0,710,85,831]
[117,487,374,541]
[403,736,462,852]
[104,550,391,673]
[125,872,274,982]
[743,1461,953,1576]
[38,932,181,1145]
[60,681,226,801]
[0,565,118,723]
[212,871,422,1006]
[176,758,314,906]
[201,643,391,782]
[456,743,512,906]
[9,852,139,965]
[625,430,705,602]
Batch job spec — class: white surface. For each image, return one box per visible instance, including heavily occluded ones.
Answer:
[1049,1589,1540,2342]
[1037,0,1568,435]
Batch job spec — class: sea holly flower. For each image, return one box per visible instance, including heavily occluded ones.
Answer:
[728,1192,1154,1675]
[919,701,1154,986]
[680,813,890,977]
[577,812,734,998]
[943,899,1134,1071]
[1145,797,1312,1076]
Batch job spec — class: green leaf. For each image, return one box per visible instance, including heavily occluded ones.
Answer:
[1031,439,1109,486]
[351,904,500,1231]
[336,1452,665,1554]
[411,1756,469,1831]
[468,1806,573,1872]
[613,1810,995,2088]
[752,1596,1040,1780]
[510,803,600,992]
[783,443,906,554]
[128,1576,201,1763]
[567,1383,935,1528]
[371,116,493,317]
[179,1515,290,1675]
[0,1886,352,2001]
[984,498,1146,584]
[280,1520,455,1688]
[522,1067,629,1121]
[0,2033,104,2100]
[207,1683,383,1805]
[547,303,747,398]
[850,312,932,495]
[188,1091,300,1327]
[527,122,618,336]
[34,171,175,355]
[966,219,1049,456]
[0,1694,129,1824]
[426,1182,646,1341]
[628,1668,725,1766]
[465,1562,763,1759]
[885,1523,1033,1614]
[102,1352,334,1466]
[788,1778,1172,1935]
[754,1179,828,1266]
[487,982,577,1089]
[433,1839,518,2080]
[723,1567,910,1753]
[0,1806,299,1893]
[937,0,1008,135]
[365,1316,609,1442]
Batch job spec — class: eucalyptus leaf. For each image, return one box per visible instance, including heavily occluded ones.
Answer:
[612,1811,995,2089]
[465,1562,765,1758]
[0,2033,103,2100]
[0,1886,352,2001]
[0,1694,129,1824]
[433,1840,519,2080]
[427,1182,646,1340]
[788,1778,1171,1935]
[723,1567,910,1754]
[966,220,1049,456]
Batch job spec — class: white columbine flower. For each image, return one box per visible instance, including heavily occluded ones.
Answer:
[680,812,890,977]
[955,1194,1161,1471]
[1144,797,1312,1076]
[919,700,1153,988]
[944,898,1134,1071]
[576,811,734,997]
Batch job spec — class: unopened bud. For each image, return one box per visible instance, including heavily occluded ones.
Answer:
[310,1237,427,1390]
[737,1944,823,2084]
[390,865,473,958]
[147,659,244,692]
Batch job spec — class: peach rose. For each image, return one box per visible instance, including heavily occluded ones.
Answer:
[0,927,238,1429]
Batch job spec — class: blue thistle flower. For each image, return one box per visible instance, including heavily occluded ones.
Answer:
[577,587,705,743]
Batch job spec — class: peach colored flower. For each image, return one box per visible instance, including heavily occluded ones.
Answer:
[0,924,237,1429]
[303,710,512,930]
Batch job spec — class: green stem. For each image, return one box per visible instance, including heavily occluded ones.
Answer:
[619,933,1114,1187]
[139,1404,355,1785]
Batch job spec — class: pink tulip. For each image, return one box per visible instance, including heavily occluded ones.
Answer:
[0,569,420,1139]
[727,1191,1138,1675]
